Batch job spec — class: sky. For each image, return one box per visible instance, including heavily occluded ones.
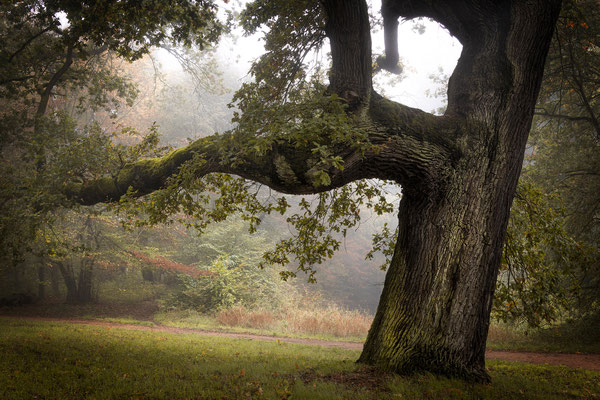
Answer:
[155,1,463,114]
[374,19,462,112]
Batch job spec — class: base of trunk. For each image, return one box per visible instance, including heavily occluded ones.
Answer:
[356,186,500,384]
[357,345,490,383]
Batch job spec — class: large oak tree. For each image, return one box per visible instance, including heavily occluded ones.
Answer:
[66,0,562,381]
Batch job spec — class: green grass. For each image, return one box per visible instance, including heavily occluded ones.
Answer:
[0,317,598,399]
[156,310,600,353]
[5,299,600,354]
[0,299,160,322]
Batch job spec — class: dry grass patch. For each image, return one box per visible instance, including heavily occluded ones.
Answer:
[214,303,372,338]
[216,306,275,329]
[284,305,372,337]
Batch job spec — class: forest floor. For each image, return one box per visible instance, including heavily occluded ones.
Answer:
[4,315,600,372]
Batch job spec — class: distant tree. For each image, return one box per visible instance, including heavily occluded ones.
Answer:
[0,0,221,121]
[42,212,100,304]
[495,183,594,327]
[129,249,212,280]
[175,216,293,308]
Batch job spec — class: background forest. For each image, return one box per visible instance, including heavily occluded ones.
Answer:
[0,0,598,345]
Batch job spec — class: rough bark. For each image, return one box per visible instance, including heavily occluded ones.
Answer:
[323,0,372,107]
[358,0,561,381]
[66,0,562,381]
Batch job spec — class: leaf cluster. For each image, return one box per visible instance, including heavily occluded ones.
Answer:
[494,183,596,328]
[3,0,223,61]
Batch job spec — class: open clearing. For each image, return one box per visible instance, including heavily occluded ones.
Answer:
[5,316,600,371]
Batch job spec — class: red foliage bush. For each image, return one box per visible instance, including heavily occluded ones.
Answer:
[129,250,212,278]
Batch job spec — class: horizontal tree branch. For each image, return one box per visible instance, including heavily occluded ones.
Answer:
[67,96,459,206]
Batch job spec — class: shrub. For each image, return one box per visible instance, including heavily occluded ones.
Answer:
[213,301,372,338]
[161,256,293,312]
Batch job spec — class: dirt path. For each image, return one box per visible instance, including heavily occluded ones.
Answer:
[4,316,600,371]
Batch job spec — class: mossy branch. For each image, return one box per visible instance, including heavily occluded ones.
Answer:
[67,106,458,206]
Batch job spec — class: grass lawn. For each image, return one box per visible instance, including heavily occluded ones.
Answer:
[4,301,600,354]
[0,317,598,399]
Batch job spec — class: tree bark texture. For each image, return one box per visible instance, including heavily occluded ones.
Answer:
[358,0,561,381]
[67,0,562,381]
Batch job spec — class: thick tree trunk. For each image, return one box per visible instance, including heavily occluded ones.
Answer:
[359,148,519,381]
[55,260,94,304]
[323,0,372,107]
[357,0,561,381]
